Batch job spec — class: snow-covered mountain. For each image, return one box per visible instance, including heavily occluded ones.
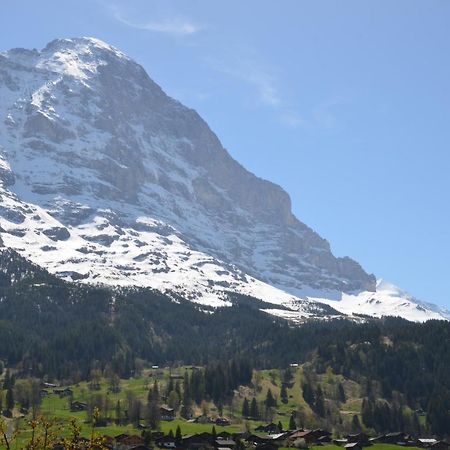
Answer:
[0,37,447,322]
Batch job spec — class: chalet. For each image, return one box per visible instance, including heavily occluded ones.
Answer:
[155,435,177,448]
[232,432,251,441]
[215,439,236,449]
[217,432,232,440]
[255,423,279,434]
[182,433,215,450]
[115,433,131,443]
[70,400,87,412]
[245,435,267,446]
[193,414,214,424]
[346,433,370,446]
[345,443,362,450]
[289,429,330,445]
[267,433,288,442]
[373,432,413,445]
[160,406,175,421]
[215,417,230,427]
[53,388,73,397]
[169,373,184,380]
[418,439,439,448]
[117,435,145,449]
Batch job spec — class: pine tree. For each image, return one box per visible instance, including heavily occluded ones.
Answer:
[351,414,361,433]
[242,397,250,417]
[212,425,217,440]
[6,388,14,411]
[314,385,325,417]
[280,384,288,404]
[302,381,315,407]
[277,421,283,432]
[175,425,182,444]
[265,389,276,408]
[2,370,10,390]
[289,414,296,430]
[337,382,346,403]
[115,400,122,425]
[250,397,259,419]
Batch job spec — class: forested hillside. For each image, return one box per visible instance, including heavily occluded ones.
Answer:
[0,248,449,435]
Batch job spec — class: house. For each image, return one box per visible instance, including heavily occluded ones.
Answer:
[372,432,411,445]
[214,439,236,449]
[70,401,87,412]
[418,440,439,448]
[255,423,279,434]
[160,406,175,421]
[182,433,215,450]
[193,414,214,424]
[53,388,73,397]
[118,435,145,448]
[289,430,330,445]
[169,373,184,380]
[346,433,370,446]
[215,417,230,426]
[345,443,362,450]
[156,435,177,448]
[245,435,266,446]
[217,432,232,440]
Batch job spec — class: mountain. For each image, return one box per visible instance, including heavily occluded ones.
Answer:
[0,37,447,322]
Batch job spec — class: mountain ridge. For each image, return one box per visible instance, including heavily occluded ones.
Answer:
[0,37,447,322]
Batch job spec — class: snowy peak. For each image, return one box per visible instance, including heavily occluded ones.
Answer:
[3,37,129,80]
[0,37,446,322]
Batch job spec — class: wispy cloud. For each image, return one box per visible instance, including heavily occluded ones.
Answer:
[206,53,306,128]
[111,6,200,36]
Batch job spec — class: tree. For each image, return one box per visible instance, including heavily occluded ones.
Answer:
[115,400,122,425]
[167,391,180,411]
[175,425,182,444]
[314,385,325,417]
[302,382,315,407]
[242,398,250,417]
[351,415,361,433]
[265,389,276,408]
[280,384,288,404]
[6,388,14,412]
[277,421,283,432]
[337,382,346,403]
[289,414,296,430]
[108,373,121,393]
[2,370,11,390]
[250,397,259,419]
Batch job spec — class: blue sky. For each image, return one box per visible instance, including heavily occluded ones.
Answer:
[2,0,449,308]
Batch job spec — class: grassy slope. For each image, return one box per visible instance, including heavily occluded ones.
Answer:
[0,366,425,449]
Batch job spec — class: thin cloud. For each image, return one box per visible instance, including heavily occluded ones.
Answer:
[111,6,200,36]
[206,54,305,127]
[208,58,281,107]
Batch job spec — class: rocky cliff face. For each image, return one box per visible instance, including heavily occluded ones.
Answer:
[0,37,446,321]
